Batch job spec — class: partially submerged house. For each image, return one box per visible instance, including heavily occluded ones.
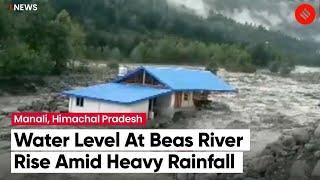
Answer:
[63,66,236,119]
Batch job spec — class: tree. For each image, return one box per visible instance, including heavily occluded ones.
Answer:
[279,64,294,76]
[70,23,86,60]
[0,0,13,42]
[48,14,71,74]
[48,10,85,74]
[21,0,57,51]
[268,61,281,73]
[1,41,52,76]
[279,58,295,76]
[101,46,111,58]
[110,47,122,60]
[130,42,149,62]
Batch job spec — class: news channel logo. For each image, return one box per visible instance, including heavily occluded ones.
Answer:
[8,3,38,12]
[294,0,319,25]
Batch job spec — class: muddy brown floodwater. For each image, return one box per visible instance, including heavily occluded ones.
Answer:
[0,66,320,180]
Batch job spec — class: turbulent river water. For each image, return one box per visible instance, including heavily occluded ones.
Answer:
[0,66,320,180]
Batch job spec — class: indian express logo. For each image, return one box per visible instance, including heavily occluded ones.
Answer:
[300,8,312,20]
[295,3,317,25]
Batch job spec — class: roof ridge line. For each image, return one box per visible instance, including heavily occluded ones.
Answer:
[142,66,174,90]
[112,66,175,90]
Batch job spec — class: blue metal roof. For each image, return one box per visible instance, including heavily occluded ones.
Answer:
[63,83,172,104]
[141,66,236,92]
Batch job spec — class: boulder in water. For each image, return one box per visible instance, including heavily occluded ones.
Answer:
[226,120,249,129]
[314,124,320,138]
[210,101,231,112]
[289,160,311,180]
[251,155,275,173]
[311,160,320,180]
[57,106,68,113]
[279,135,296,147]
[292,128,310,145]
[197,173,217,180]
[314,151,320,158]
[17,105,29,112]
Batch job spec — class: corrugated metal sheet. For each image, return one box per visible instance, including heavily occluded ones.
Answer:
[63,83,172,104]
[143,66,236,92]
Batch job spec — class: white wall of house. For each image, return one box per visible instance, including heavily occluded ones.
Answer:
[69,97,149,113]
[69,97,100,112]
[98,101,131,112]
[68,91,194,119]
[127,100,149,112]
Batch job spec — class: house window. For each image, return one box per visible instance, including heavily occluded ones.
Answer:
[184,93,189,101]
[76,97,84,107]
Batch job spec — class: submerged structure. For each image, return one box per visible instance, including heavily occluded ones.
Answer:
[63,66,236,119]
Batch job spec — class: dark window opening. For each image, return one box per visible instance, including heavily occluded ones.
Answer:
[184,93,189,101]
[76,97,84,107]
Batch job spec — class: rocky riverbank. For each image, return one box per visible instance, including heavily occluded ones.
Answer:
[16,94,69,113]
[0,67,117,96]
[216,125,320,180]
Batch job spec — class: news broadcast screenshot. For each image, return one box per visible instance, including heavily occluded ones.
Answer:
[1,0,320,180]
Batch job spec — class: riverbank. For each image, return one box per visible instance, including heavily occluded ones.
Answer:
[0,65,117,97]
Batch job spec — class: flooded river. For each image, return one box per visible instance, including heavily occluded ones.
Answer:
[0,66,320,180]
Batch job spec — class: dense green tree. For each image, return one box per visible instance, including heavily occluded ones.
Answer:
[47,10,73,74]
[21,0,57,51]
[268,61,281,73]
[130,42,149,62]
[110,48,122,60]
[1,41,53,76]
